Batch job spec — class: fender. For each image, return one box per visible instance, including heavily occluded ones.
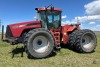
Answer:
[67,26,76,32]
[61,25,79,44]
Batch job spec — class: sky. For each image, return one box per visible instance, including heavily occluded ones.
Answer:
[0,0,100,31]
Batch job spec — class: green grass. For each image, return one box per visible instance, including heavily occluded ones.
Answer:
[0,35,100,67]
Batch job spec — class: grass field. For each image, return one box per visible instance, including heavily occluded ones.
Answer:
[0,34,100,67]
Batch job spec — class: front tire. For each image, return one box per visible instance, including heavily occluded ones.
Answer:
[24,28,54,58]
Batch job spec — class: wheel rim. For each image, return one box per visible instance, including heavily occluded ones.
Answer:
[32,35,49,53]
[82,34,94,49]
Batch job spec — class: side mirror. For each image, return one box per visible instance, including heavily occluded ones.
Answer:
[35,8,40,13]
[35,8,38,10]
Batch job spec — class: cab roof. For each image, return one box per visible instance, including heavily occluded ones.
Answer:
[38,7,62,12]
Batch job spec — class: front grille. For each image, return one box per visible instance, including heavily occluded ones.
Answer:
[6,25,13,38]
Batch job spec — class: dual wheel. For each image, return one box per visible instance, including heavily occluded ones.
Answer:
[68,29,97,53]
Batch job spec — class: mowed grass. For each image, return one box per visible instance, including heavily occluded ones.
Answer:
[0,34,100,67]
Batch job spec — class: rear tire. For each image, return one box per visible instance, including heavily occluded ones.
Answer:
[74,29,97,53]
[24,28,54,58]
[68,30,78,49]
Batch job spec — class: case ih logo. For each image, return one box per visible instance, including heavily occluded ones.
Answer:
[12,25,19,28]
[19,25,26,27]
[13,24,26,28]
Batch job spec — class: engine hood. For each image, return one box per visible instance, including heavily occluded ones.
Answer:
[8,20,40,27]
[6,20,41,37]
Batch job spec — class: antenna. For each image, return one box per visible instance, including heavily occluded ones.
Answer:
[46,4,53,8]
[77,17,79,24]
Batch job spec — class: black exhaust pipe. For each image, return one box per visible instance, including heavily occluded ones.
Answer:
[1,25,4,41]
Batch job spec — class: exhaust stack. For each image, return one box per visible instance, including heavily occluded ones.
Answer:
[1,25,4,41]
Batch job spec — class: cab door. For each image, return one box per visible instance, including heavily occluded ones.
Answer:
[47,11,61,46]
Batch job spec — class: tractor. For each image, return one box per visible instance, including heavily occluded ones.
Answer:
[1,6,97,58]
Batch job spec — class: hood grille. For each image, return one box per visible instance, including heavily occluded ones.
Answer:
[6,25,13,38]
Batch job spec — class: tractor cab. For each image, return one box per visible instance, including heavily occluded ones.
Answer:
[35,7,62,29]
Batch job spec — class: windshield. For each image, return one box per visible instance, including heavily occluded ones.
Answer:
[38,10,61,29]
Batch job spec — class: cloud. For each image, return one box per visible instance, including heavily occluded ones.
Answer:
[74,15,100,23]
[89,22,96,24]
[61,15,100,25]
[62,15,67,19]
[61,21,71,26]
[62,15,100,25]
[84,0,100,15]
[96,25,100,27]
[61,0,100,31]
[74,0,100,23]
[34,16,36,19]
[72,0,100,24]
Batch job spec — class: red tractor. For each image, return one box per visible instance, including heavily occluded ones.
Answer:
[2,6,97,58]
